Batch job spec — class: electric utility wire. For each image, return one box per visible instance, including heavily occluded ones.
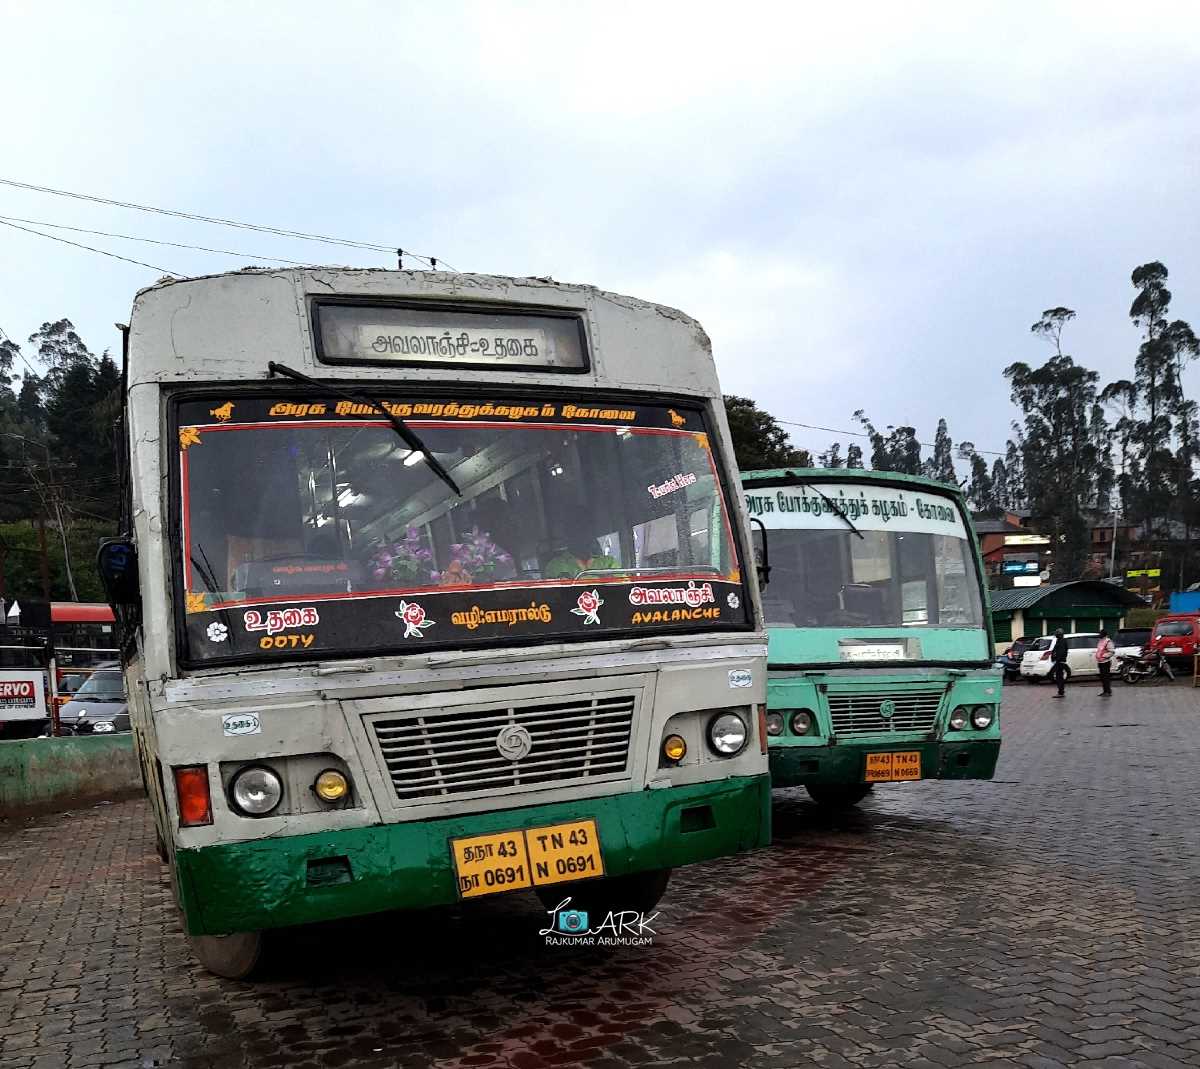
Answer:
[0,324,44,381]
[0,213,311,266]
[0,217,181,276]
[777,418,1006,458]
[0,175,457,271]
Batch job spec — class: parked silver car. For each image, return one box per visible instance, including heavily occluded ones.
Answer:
[57,666,129,734]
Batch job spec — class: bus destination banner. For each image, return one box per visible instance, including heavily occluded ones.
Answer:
[315,303,588,370]
[744,482,968,539]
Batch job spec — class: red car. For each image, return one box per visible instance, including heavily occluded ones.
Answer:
[1149,614,1200,667]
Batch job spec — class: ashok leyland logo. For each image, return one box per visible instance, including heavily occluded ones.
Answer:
[879,699,896,720]
[540,897,658,946]
[496,724,533,762]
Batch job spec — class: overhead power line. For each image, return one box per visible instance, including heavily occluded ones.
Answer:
[776,418,1006,458]
[0,213,311,266]
[0,175,456,271]
[0,217,181,276]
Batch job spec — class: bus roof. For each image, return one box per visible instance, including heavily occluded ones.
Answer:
[128,268,720,400]
[51,602,115,623]
[741,467,967,499]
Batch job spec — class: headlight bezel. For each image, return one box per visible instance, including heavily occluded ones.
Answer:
[789,709,814,736]
[765,711,785,736]
[707,711,749,757]
[970,705,995,730]
[229,764,284,817]
[949,706,970,731]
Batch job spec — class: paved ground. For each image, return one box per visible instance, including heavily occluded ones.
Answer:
[2,678,1200,1069]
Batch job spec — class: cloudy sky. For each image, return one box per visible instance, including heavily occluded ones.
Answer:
[2,2,1198,466]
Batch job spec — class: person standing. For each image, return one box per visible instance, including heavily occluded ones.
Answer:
[1051,629,1069,698]
[1095,628,1115,697]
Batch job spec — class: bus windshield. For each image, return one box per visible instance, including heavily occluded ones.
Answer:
[177,395,749,663]
[746,482,984,631]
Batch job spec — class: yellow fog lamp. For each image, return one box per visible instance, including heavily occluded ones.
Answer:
[314,769,350,803]
[662,734,688,764]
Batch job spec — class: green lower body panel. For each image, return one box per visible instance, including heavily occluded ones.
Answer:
[769,740,1000,789]
[175,775,770,936]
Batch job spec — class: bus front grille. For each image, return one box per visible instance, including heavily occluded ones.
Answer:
[826,690,944,739]
[371,695,636,801]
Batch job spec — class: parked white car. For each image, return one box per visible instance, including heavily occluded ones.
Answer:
[1020,633,1101,682]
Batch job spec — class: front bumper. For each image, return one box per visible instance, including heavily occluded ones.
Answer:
[769,740,1001,789]
[175,774,770,936]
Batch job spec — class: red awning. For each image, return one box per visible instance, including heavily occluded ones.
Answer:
[50,602,115,624]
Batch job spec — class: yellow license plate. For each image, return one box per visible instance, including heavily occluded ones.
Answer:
[450,818,603,899]
[865,751,922,782]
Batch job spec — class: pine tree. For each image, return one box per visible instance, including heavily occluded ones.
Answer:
[723,396,811,470]
[1006,308,1110,577]
[990,458,1009,511]
[852,411,923,474]
[925,418,956,485]
[818,442,843,468]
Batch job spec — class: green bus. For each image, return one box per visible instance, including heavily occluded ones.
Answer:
[102,268,771,977]
[743,469,1001,806]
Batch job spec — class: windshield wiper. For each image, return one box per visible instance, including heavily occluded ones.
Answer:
[785,471,864,540]
[267,362,462,497]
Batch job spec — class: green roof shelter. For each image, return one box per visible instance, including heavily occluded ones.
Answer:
[989,581,1145,651]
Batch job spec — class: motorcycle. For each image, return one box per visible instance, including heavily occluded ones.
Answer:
[1118,648,1176,684]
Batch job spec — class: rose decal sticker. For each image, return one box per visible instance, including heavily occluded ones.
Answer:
[571,589,604,626]
[727,592,740,609]
[396,600,435,639]
[206,621,229,643]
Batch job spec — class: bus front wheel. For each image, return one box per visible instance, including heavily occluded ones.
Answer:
[805,784,872,808]
[535,869,671,919]
[188,931,265,980]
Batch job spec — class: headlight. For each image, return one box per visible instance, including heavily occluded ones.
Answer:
[971,705,994,729]
[313,769,349,802]
[949,706,969,731]
[790,710,813,736]
[92,721,115,734]
[229,766,283,816]
[707,712,749,756]
[765,712,784,736]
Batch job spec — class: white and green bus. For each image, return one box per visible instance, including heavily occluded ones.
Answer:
[101,269,770,977]
[743,469,1001,807]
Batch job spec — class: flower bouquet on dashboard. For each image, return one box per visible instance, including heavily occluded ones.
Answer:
[368,527,436,588]
[440,527,513,586]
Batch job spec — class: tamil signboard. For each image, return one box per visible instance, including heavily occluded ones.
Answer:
[1012,575,1043,588]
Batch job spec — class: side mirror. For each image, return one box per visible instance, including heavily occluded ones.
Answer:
[97,538,140,609]
[749,518,770,588]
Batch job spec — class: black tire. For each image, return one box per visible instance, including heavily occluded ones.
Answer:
[188,930,266,980]
[805,783,872,808]
[1125,670,1143,684]
[534,869,671,917]
[1027,675,1041,684]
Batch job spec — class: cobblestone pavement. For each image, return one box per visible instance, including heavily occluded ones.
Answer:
[3,680,1200,1069]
